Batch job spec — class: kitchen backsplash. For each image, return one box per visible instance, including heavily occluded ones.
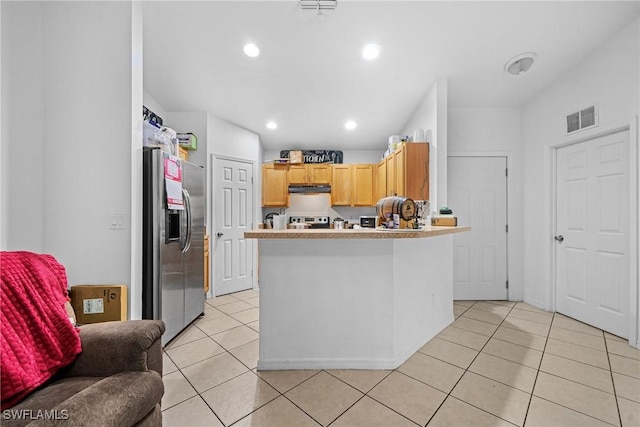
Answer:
[262,194,376,223]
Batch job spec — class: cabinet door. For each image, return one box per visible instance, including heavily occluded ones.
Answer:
[404,142,429,200]
[386,153,396,196]
[262,164,288,207]
[331,165,351,206]
[309,164,332,184]
[376,160,387,202]
[288,165,308,184]
[352,164,374,206]
[395,145,406,197]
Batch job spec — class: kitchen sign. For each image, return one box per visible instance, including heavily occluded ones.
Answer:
[280,150,343,164]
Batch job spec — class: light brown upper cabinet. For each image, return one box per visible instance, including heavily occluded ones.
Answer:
[351,164,375,206]
[288,164,332,184]
[376,159,387,202]
[262,164,289,207]
[331,164,351,206]
[331,164,375,207]
[380,142,429,200]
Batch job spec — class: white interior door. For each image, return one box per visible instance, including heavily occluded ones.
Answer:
[214,157,254,296]
[449,156,508,300]
[555,131,629,337]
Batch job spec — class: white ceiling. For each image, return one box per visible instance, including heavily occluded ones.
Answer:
[142,1,639,151]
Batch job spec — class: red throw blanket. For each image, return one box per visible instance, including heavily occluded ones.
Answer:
[1,251,82,409]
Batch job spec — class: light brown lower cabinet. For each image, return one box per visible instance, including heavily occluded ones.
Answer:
[204,232,210,294]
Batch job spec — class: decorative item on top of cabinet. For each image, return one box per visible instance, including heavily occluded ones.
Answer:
[262,164,289,207]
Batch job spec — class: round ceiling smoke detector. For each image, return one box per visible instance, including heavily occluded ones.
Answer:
[504,52,537,75]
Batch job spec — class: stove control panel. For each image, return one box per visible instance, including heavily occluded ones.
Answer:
[289,216,330,226]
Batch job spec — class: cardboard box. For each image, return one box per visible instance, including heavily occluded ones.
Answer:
[70,284,128,325]
[289,150,303,164]
[177,133,197,150]
[431,216,458,227]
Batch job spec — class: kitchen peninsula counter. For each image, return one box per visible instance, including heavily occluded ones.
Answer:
[245,225,470,370]
[245,225,470,239]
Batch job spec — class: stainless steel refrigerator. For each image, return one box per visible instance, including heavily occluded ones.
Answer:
[142,147,205,346]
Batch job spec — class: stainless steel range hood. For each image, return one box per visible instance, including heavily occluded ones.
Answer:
[288,184,331,194]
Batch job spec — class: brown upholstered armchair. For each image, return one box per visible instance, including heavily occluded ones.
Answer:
[1,251,165,427]
[3,320,165,427]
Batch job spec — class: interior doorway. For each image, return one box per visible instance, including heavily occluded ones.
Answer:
[213,156,255,296]
[448,156,508,300]
[554,129,631,338]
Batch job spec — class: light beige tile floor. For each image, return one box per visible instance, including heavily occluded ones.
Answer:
[162,293,640,426]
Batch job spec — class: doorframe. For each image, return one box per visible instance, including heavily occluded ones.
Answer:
[448,152,511,300]
[209,154,257,298]
[545,117,638,347]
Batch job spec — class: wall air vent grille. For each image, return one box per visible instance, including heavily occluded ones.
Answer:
[299,1,337,11]
[566,104,598,134]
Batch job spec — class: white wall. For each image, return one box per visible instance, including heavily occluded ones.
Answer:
[448,107,525,300]
[42,1,136,289]
[2,2,139,314]
[264,149,381,164]
[1,1,46,252]
[130,1,144,320]
[521,18,639,310]
[400,78,447,209]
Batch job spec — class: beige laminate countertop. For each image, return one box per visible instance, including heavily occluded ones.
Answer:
[244,226,471,239]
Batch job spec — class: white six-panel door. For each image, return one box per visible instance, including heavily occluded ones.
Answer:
[214,157,254,296]
[555,131,629,337]
[448,156,508,300]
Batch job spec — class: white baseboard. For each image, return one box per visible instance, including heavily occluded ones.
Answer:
[257,314,455,371]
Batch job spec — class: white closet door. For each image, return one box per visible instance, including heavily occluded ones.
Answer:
[555,131,629,337]
[214,157,254,296]
[449,156,508,300]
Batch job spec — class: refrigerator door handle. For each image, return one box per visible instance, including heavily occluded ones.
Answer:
[181,188,193,253]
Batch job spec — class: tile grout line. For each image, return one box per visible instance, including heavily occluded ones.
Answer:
[423,300,522,427]
[349,370,424,427]
[603,331,624,427]
[166,297,639,427]
[520,312,624,427]
[521,310,555,426]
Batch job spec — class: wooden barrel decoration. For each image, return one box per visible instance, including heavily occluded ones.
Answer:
[376,196,417,223]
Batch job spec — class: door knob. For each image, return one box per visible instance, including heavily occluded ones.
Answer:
[216,232,224,238]
[554,235,564,243]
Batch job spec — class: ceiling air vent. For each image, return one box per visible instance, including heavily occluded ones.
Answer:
[299,1,338,12]
[566,104,598,134]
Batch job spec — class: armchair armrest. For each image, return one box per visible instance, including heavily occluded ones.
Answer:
[67,320,165,377]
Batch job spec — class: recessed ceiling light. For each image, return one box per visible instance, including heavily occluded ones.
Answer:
[345,121,357,130]
[266,121,277,130]
[504,52,537,75]
[362,44,380,60]
[243,43,260,58]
